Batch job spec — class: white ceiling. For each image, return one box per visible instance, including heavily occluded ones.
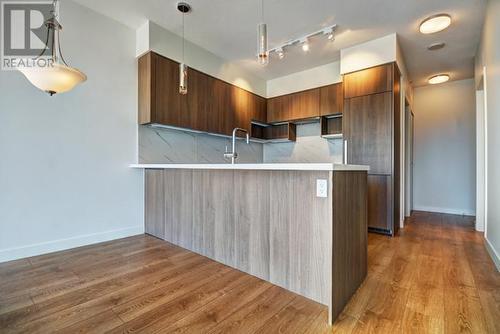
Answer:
[73,0,486,86]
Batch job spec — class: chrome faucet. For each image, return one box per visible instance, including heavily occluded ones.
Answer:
[224,128,250,164]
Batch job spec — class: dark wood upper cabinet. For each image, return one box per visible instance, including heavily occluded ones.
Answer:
[139,51,266,136]
[343,63,393,99]
[320,83,343,116]
[267,88,320,123]
[343,92,392,175]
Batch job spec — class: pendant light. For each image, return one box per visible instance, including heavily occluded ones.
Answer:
[257,0,268,65]
[178,2,191,95]
[18,0,86,96]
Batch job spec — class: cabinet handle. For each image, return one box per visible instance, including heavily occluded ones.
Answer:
[344,140,348,164]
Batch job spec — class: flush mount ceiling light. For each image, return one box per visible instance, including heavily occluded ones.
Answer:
[427,42,446,50]
[177,2,191,94]
[428,74,450,84]
[419,14,451,34]
[18,0,86,96]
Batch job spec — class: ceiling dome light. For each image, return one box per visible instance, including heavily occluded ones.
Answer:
[301,38,310,52]
[428,74,449,84]
[419,14,451,34]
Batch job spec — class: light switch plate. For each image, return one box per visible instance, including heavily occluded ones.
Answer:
[316,179,328,198]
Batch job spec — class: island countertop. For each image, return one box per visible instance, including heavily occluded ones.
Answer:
[130,163,369,171]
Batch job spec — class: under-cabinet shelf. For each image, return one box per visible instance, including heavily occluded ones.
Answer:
[320,115,342,138]
[250,121,296,143]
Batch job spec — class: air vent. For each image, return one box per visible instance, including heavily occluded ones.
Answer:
[427,42,445,51]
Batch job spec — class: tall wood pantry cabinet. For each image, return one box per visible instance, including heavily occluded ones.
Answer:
[343,63,401,235]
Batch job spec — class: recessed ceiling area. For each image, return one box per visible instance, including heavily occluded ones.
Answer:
[73,0,486,86]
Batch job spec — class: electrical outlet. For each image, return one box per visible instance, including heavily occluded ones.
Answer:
[316,179,328,198]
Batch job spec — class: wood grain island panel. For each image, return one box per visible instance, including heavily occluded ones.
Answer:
[144,168,367,325]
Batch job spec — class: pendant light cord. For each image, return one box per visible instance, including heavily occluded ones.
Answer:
[260,0,264,23]
[182,10,185,63]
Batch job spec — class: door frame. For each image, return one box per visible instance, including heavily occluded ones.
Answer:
[476,66,488,233]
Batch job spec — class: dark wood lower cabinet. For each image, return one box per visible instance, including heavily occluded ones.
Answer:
[367,175,393,233]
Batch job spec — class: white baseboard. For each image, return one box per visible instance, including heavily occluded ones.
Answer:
[485,237,500,272]
[413,205,476,216]
[0,225,144,263]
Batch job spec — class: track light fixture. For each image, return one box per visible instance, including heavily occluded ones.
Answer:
[262,24,337,65]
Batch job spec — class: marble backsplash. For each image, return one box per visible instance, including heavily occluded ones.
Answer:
[139,125,263,163]
[139,122,343,164]
[263,123,343,163]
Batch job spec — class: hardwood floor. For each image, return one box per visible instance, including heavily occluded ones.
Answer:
[0,211,498,333]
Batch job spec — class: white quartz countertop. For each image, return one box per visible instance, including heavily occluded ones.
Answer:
[130,163,369,171]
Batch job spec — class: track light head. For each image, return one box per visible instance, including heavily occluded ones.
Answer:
[323,27,335,42]
[276,48,285,59]
[300,38,309,52]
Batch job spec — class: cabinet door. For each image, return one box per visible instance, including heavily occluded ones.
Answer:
[320,83,343,116]
[154,54,182,126]
[249,94,266,123]
[367,175,393,231]
[343,92,392,175]
[344,63,393,99]
[267,95,290,123]
[183,68,209,132]
[205,77,227,135]
[289,88,320,120]
[232,86,249,131]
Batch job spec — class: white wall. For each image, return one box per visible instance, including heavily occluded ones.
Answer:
[412,79,476,216]
[340,34,397,75]
[475,0,500,270]
[0,0,143,262]
[137,21,267,97]
[266,61,341,97]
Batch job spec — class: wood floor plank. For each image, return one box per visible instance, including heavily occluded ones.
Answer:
[156,276,272,334]
[0,253,209,331]
[444,285,489,334]
[0,295,34,316]
[54,310,123,334]
[206,285,296,334]
[253,295,326,334]
[107,268,252,334]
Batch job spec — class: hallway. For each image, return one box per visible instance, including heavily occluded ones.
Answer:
[330,211,500,333]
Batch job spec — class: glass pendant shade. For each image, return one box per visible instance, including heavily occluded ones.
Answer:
[257,23,268,65]
[17,1,86,96]
[19,63,86,96]
[179,63,188,94]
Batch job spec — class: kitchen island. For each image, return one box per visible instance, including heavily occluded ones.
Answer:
[131,163,368,324]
